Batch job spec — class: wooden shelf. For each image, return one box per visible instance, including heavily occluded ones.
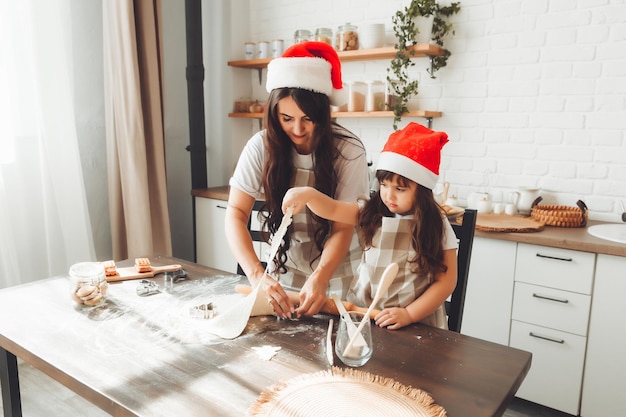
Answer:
[332,110,442,119]
[228,110,442,119]
[227,44,444,69]
[227,44,444,128]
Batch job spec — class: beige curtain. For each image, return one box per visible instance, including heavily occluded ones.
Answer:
[102,0,172,260]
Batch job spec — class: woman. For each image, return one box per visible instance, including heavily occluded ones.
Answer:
[225,42,369,319]
[283,123,458,329]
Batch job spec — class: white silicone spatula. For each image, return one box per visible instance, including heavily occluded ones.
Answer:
[264,206,293,275]
[331,293,366,348]
[342,262,399,357]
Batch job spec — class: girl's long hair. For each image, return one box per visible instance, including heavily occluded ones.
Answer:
[359,171,448,279]
[261,87,363,273]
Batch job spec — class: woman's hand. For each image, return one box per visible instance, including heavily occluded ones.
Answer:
[374,307,413,330]
[263,275,295,319]
[295,271,328,316]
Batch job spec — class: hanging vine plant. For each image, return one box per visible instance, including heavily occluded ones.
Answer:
[386,0,461,129]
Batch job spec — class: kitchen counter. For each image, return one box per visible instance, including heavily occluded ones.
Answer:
[192,186,626,258]
[192,186,231,200]
[474,221,626,257]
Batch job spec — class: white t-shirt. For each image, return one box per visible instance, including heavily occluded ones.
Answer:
[230,127,369,201]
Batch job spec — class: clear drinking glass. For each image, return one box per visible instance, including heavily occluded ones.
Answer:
[335,311,373,367]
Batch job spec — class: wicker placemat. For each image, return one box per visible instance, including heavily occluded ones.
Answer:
[248,368,446,417]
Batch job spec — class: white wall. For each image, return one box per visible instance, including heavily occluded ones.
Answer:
[218,0,626,222]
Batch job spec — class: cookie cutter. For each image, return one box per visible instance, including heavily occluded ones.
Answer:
[136,279,161,296]
[189,302,215,319]
[164,269,188,283]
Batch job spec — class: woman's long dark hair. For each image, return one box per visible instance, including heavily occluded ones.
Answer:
[261,88,362,273]
[359,170,447,279]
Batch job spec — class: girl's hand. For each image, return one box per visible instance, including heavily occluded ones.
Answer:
[374,307,413,330]
[282,186,313,215]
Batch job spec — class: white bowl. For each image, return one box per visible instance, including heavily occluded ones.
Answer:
[359,24,385,49]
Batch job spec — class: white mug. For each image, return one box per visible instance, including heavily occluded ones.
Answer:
[493,203,504,214]
[505,203,517,216]
[477,198,492,214]
[468,192,491,209]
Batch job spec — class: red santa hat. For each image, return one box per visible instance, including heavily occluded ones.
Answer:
[376,122,449,189]
[266,41,346,106]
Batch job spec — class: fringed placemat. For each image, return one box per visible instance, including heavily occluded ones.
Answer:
[248,367,446,417]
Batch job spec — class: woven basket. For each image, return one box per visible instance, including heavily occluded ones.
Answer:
[530,200,588,228]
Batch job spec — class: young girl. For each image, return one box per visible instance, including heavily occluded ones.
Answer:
[282,122,458,330]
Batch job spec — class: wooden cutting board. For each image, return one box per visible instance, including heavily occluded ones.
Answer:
[458,213,545,233]
[106,264,183,282]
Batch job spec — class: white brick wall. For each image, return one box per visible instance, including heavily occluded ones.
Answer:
[231,0,626,221]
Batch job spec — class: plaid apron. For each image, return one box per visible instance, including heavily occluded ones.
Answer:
[347,216,447,329]
[272,169,360,299]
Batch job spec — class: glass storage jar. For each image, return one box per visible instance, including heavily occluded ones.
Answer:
[346,81,366,112]
[365,80,385,112]
[314,27,333,45]
[294,29,312,44]
[335,23,359,51]
[69,262,108,307]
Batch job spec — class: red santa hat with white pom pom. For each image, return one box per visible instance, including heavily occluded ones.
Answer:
[376,122,449,190]
[266,41,346,106]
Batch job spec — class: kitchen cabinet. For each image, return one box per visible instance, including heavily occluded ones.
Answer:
[228,45,443,126]
[195,196,268,274]
[461,237,516,345]
[509,243,595,415]
[581,254,626,417]
[195,197,237,273]
[462,237,604,415]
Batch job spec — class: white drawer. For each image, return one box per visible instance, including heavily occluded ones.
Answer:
[510,320,586,415]
[512,282,591,336]
[515,243,595,294]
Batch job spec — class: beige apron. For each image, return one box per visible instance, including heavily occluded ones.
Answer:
[271,169,360,299]
[347,216,447,329]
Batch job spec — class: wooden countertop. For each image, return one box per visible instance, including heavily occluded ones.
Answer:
[192,187,626,258]
[191,185,231,200]
[474,220,626,257]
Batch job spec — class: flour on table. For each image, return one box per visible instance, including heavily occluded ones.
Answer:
[252,345,281,361]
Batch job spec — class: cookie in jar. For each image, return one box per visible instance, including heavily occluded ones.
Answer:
[336,23,359,51]
[69,262,108,307]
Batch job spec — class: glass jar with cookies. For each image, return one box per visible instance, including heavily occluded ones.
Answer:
[69,262,108,308]
[336,23,359,51]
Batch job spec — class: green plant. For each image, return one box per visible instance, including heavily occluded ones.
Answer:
[430,2,461,76]
[386,0,461,129]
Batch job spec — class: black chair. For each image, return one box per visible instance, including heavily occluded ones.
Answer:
[446,208,478,333]
[237,200,267,276]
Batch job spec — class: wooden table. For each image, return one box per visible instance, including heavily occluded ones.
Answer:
[1,256,531,417]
